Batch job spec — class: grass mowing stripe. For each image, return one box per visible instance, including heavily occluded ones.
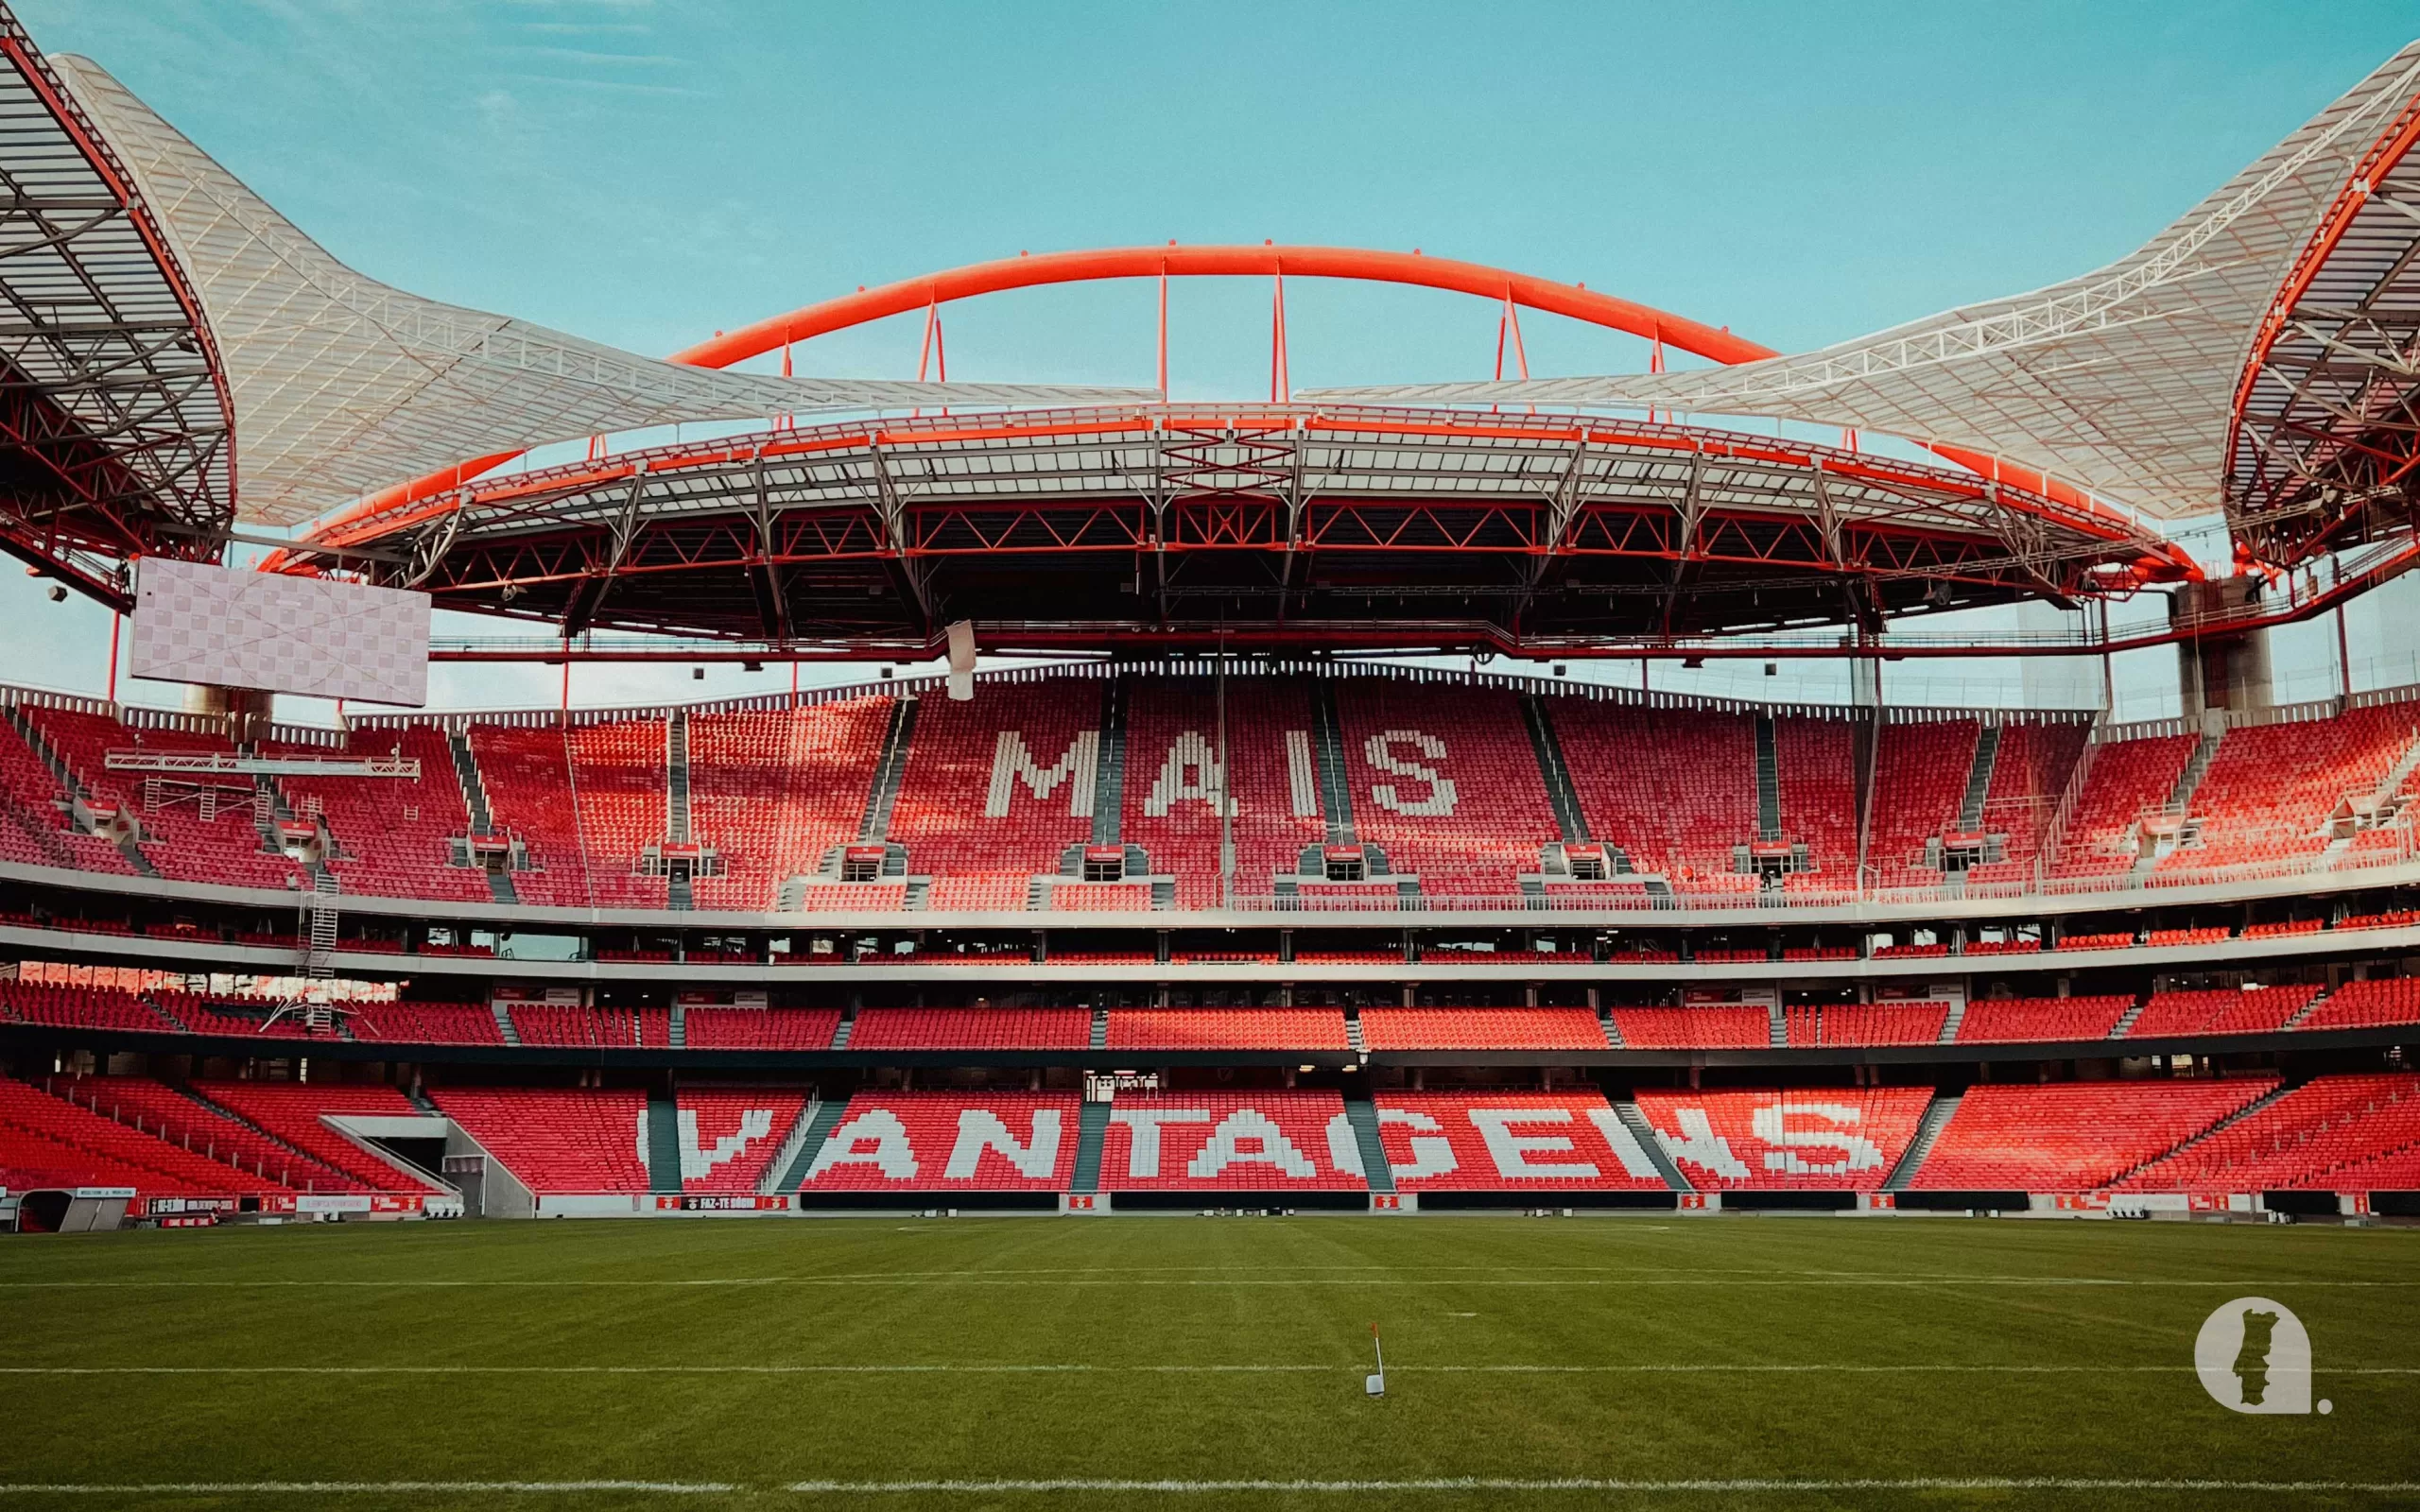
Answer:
[5,1277,2413,1288]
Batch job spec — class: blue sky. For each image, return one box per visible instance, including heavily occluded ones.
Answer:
[9,1,2419,715]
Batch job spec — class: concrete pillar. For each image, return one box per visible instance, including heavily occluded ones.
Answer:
[2173,578,2273,719]
[184,684,274,744]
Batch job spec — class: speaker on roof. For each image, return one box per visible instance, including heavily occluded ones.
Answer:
[945,620,977,701]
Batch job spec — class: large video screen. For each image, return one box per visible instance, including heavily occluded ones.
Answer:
[129,558,430,707]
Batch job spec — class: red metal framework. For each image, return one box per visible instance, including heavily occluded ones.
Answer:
[0,6,233,608]
[2227,79,2420,569]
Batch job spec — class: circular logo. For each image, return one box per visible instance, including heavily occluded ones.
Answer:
[2194,1297,2324,1415]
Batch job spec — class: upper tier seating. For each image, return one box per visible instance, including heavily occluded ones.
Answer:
[1552,705,1755,882]
[1105,1007,1350,1051]
[2048,732,2197,877]
[1122,678,1323,908]
[674,1088,808,1192]
[1097,1091,1363,1190]
[1356,1007,1607,1051]
[1956,995,2135,1043]
[799,1091,1080,1190]
[0,1075,280,1196]
[266,726,485,902]
[1962,721,2090,885]
[689,699,890,911]
[1783,1003,1947,1047]
[1334,679,1557,898]
[2292,978,2420,1032]
[0,718,132,874]
[1608,1006,1768,1049]
[1909,1078,2276,1191]
[1773,716,1857,881]
[1371,1091,1668,1189]
[1631,1087,1932,1190]
[849,1008,1092,1051]
[465,725,594,906]
[2156,705,2417,878]
[191,1080,444,1193]
[430,1087,649,1193]
[683,1007,842,1050]
[2125,986,2319,1040]
[29,709,303,890]
[566,719,668,908]
[1868,719,1979,888]
[890,679,1099,904]
[2115,1074,2420,1193]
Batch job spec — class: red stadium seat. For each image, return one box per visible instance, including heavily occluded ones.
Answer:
[1631,1087,1931,1190]
[1372,1091,1668,1190]
[798,1092,1080,1191]
[1097,1091,1364,1191]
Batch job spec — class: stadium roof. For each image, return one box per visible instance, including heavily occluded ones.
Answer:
[1308,41,2420,534]
[0,10,232,610]
[45,53,1144,529]
[298,401,2187,657]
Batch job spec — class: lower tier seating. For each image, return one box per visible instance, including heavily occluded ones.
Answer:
[192,1080,444,1193]
[2114,1074,2420,1193]
[1371,1091,1668,1189]
[1098,1091,1364,1190]
[674,1089,808,1192]
[0,1075,279,1197]
[799,1092,1080,1190]
[430,1087,649,1193]
[1630,1088,1931,1191]
[1910,1078,2277,1191]
[63,1076,365,1192]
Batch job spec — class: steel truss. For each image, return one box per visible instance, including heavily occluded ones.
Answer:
[310,404,2182,655]
[0,6,232,608]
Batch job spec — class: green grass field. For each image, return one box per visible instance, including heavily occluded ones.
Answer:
[0,1214,2414,1510]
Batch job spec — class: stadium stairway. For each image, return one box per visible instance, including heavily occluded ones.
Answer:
[1070,1100,1112,1194]
[1883,1094,1959,1191]
[1519,695,1590,844]
[1091,678,1130,848]
[830,1013,854,1049]
[490,1003,521,1047]
[1958,727,2000,832]
[1341,1095,1395,1194]
[1308,680,1358,845]
[2100,1081,2299,1189]
[2133,725,2223,879]
[772,1096,854,1193]
[1938,1000,1966,1042]
[1610,1100,1691,1191]
[2111,998,2148,1037]
[444,730,518,903]
[1599,1008,1621,1048]
[668,1002,687,1048]
[1766,1001,1787,1047]
[1089,1008,1109,1050]
[645,1092,683,1193]
[856,697,919,843]
[1754,713,1783,841]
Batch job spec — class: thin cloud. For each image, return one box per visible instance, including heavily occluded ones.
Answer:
[503,72,705,97]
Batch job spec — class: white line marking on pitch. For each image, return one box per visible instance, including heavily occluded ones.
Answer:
[0,1483,734,1496]
[4,1276,2411,1289]
[779,1478,2420,1496]
[0,1363,2410,1376]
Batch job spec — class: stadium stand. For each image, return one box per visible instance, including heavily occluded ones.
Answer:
[1608,1006,1768,1049]
[1105,1007,1350,1051]
[1356,1007,1606,1051]
[565,719,669,908]
[2165,707,2418,875]
[2291,979,2420,1032]
[1334,679,1556,897]
[1773,715,1857,883]
[1909,1079,2277,1191]
[60,1076,364,1190]
[2049,731,2197,878]
[673,1088,809,1192]
[1371,1091,1668,1190]
[0,980,175,1033]
[683,1007,842,1050]
[2114,1074,2420,1192]
[1868,720,1979,887]
[0,1075,279,1196]
[1631,1088,1931,1190]
[1553,705,1755,881]
[465,724,593,906]
[1956,995,2135,1044]
[2125,986,2319,1039]
[190,1080,445,1193]
[1096,1091,1363,1190]
[890,679,1098,911]
[798,1091,1080,1190]
[429,1088,650,1193]
[266,726,485,902]
[848,1007,1092,1051]
[688,699,890,911]
[1784,1003,1948,1047]
[347,1002,505,1047]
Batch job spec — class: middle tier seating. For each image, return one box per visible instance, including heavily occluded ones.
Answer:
[1630,1087,1932,1190]
[2124,986,2320,1040]
[2291,978,2420,1032]
[683,1007,842,1050]
[1608,1005,1769,1049]
[1956,995,2135,1044]
[1104,1007,1350,1051]
[1356,1007,1607,1051]
[1783,1002,1948,1047]
[849,1008,1093,1051]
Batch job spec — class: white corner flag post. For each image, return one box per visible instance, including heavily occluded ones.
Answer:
[1365,1322,1386,1397]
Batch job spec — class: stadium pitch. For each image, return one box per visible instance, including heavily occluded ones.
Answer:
[0,1215,2413,1510]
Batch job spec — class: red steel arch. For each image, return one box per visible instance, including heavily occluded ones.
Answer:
[670,243,1775,369]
